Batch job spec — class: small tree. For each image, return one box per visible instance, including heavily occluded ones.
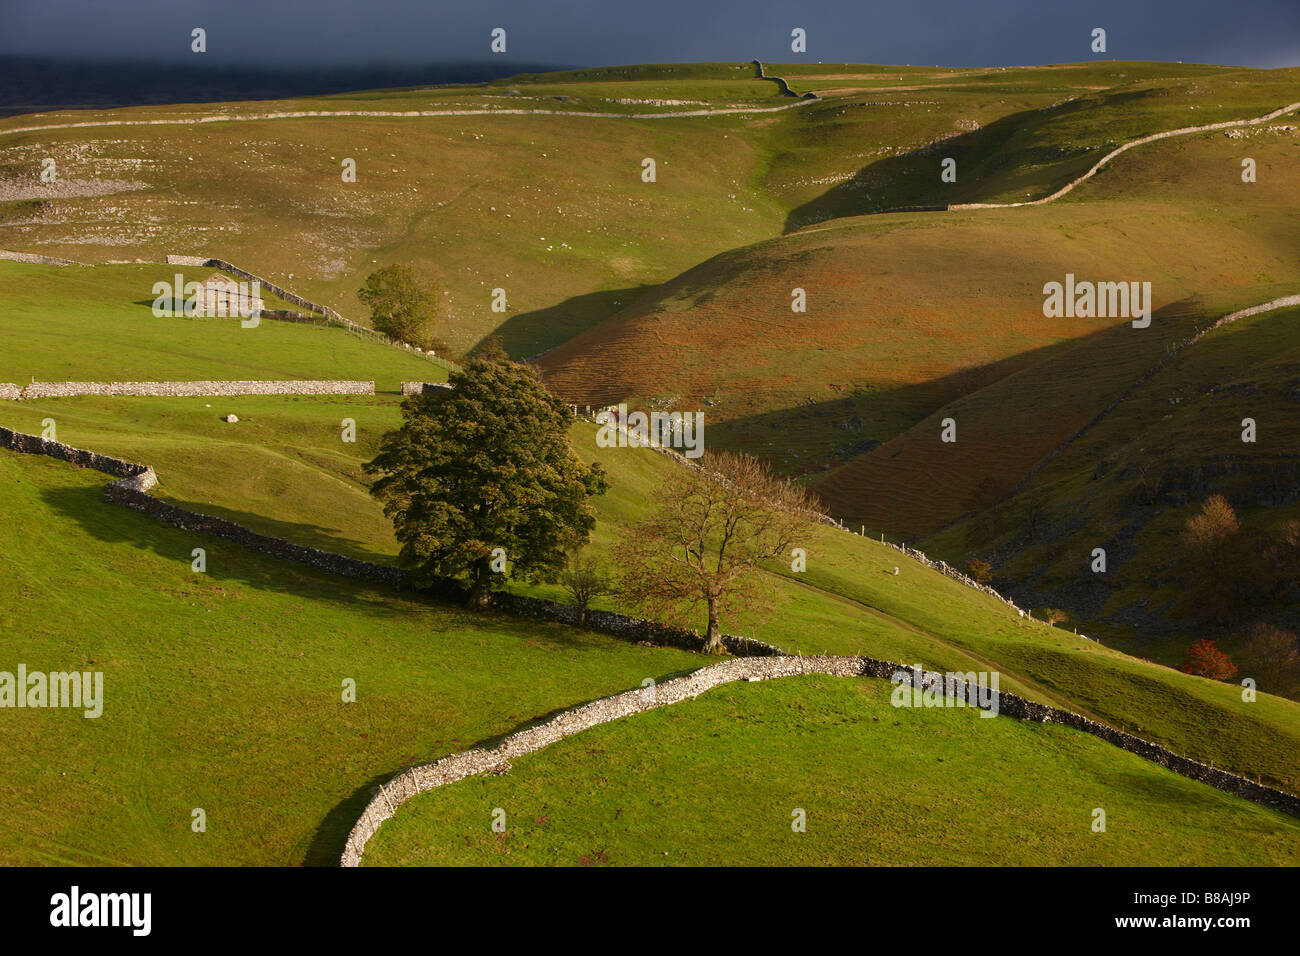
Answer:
[1182,494,1241,554]
[1180,639,1238,681]
[1179,494,1250,625]
[614,450,816,654]
[1021,489,1050,542]
[1240,622,1300,693]
[965,557,993,585]
[365,356,607,607]
[1040,608,1068,626]
[357,265,438,349]
[562,550,612,625]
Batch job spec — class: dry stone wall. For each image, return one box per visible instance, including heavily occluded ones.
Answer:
[953,101,1300,210]
[0,425,151,479]
[0,249,88,266]
[579,409,1031,618]
[0,425,404,588]
[340,653,1300,866]
[753,61,818,100]
[6,380,375,400]
[0,425,767,654]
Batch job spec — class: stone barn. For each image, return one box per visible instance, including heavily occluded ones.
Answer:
[197,273,264,318]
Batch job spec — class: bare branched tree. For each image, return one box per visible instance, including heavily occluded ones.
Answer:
[614,450,817,654]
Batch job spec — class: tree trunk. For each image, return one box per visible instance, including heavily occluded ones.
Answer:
[702,596,726,655]
[467,562,491,610]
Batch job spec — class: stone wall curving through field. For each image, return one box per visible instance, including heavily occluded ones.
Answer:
[339,653,1300,866]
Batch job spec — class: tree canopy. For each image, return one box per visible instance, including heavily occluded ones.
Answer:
[357,264,438,349]
[365,357,607,607]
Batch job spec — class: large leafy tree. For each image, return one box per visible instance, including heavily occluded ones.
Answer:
[365,358,607,607]
[357,264,438,349]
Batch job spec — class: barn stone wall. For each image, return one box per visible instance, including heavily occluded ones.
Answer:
[400,381,455,395]
[164,256,459,372]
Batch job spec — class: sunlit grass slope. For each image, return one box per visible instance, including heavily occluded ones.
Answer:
[0,261,446,390]
[0,452,700,865]
[362,675,1300,866]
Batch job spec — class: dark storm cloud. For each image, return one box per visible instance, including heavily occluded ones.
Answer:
[1,0,1296,68]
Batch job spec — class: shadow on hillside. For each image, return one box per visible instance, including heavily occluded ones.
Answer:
[35,480,598,653]
[697,332,1093,465]
[783,89,1155,233]
[36,480,421,615]
[303,665,700,866]
[150,492,400,567]
[699,296,1204,538]
[474,284,661,360]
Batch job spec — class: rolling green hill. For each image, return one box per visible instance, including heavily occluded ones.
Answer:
[361,675,1300,866]
[0,451,701,866]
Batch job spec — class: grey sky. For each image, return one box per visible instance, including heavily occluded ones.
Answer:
[2,0,1297,69]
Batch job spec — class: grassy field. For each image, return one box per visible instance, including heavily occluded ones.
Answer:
[0,261,447,390]
[0,451,702,865]
[362,675,1300,866]
[7,384,1294,795]
[5,61,1292,359]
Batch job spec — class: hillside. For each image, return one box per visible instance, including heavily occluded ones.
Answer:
[922,299,1300,685]
[0,451,702,865]
[5,61,1292,360]
[361,675,1300,866]
[1,59,1297,870]
[5,377,1296,796]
